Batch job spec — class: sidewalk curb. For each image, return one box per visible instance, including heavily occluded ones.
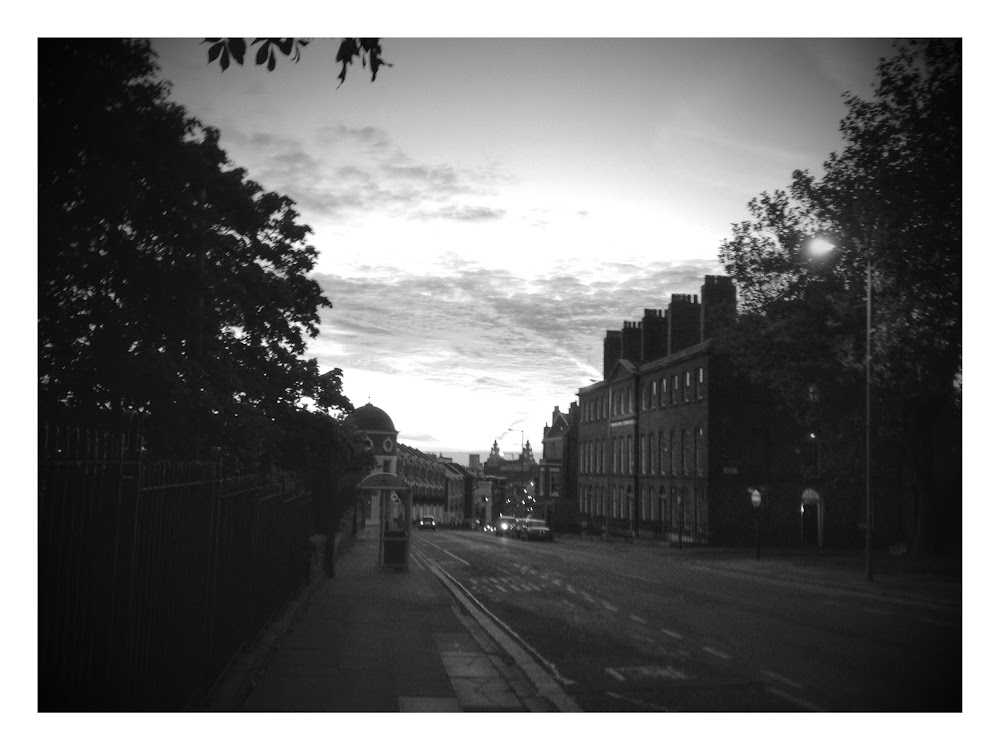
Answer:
[416,549,582,712]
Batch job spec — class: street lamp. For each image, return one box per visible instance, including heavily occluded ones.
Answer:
[808,237,874,582]
[750,489,762,560]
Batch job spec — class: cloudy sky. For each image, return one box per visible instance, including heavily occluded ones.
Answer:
[150,36,896,462]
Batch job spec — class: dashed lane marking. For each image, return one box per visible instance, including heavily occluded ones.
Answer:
[661,629,683,640]
[606,691,669,711]
[606,668,626,682]
[566,584,576,594]
[552,579,563,586]
[766,686,823,712]
[702,647,733,660]
[629,615,648,625]
[603,601,619,612]
[761,670,803,690]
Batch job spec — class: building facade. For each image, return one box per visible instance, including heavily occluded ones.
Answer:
[539,403,579,530]
[574,274,863,547]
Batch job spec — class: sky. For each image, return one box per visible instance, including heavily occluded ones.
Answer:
[147,36,900,463]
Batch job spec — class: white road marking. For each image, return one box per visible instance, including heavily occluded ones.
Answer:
[580,592,595,603]
[766,686,823,711]
[529,584,543,592]
[603,601,619,612]
[415,538,471,566]
[566,584,577,594]
[761,670,803,690]
[494,585,507,593]
[552,579,563,586]
[661,629,683,640]
[629,615,648,625]
[702,647,732,660]
[615,665,687,680]
[606,668,626,682]
[606,691,669,711]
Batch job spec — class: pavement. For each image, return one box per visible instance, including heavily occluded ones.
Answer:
[209,528,568,712]
[208,529,961,713]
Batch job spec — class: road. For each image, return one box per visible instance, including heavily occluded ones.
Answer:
[410,529,961,712]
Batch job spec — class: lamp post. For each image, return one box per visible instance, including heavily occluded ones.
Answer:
[750,489,762,560]
[808,238,873,582]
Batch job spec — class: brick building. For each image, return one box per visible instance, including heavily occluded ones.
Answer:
[539,403,579,530]
[573,273,865,547]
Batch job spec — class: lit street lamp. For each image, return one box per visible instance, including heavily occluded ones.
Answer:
[750,489,762,560]
[808,237,874,582]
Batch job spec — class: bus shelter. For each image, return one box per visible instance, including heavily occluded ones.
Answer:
[357,472,413,570]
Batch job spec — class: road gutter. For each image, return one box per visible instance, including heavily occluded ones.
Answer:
[413,548,582,712]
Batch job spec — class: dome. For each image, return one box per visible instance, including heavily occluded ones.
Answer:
[344,403,396,433]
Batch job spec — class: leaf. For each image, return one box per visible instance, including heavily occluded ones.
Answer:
[228,38,247,65]
[220,49,230,71]
[267,51,276,72]
[277,38,293,56]
[207,43,223,64]
[336,38,358,63]
[255,41,270,66]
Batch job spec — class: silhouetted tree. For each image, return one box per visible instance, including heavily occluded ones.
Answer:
[39,39,355,464]
[718,39,961,555]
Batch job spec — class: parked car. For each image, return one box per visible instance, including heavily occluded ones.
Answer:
[518,518,553,541]
[495,515,517,537]
[418,516,437,531]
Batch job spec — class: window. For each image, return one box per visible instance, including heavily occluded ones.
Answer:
[671,430,679,475]
[682,429,691,475]
[641,384,648,411]
[695,427,704,475]
[628,387,634,413]
[684,371,692,402]
[659,430,667,475]
[640,435,648,474]
[626,486,633,521]
[628,435,634,474]
[650,380,658,408]
[672,374,679,405]
[661,377,668,407]
[697,367,705,400]
[550,469,560,497]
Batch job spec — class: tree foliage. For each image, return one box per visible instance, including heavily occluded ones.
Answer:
[39,39,358,465]
[717,39,961,553]
[203,38,392,87]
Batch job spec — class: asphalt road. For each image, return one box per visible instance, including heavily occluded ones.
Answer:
[411,529,961,712]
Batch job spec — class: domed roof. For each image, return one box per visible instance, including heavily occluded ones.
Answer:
[344,403,396,433]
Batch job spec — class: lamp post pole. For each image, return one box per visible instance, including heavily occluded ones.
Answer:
[864,247,873,582]
[808,237,874,581]
[751,489,762,560]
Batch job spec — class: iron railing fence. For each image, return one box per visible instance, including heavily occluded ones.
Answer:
[39,420,313,710]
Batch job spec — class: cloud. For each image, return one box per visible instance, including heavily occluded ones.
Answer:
[225,122,508,224]
[310,255,723,409]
